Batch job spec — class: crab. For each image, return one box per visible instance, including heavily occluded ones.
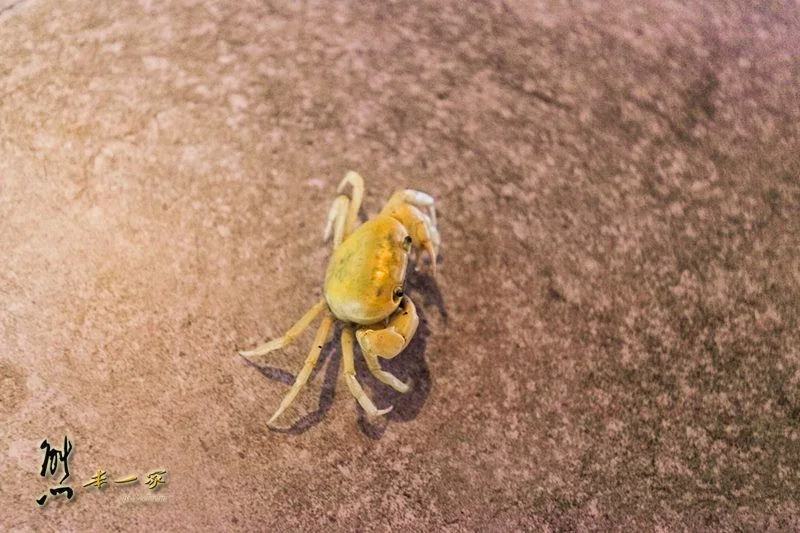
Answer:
[239,171,440,426]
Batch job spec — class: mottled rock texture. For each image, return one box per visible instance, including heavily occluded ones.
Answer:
[2,0,799,530]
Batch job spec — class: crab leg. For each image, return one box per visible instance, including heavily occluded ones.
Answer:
[336,171,364,238]
[392,189,437,227]
[381,201,440,276]
[342,326,393,417]
[239,299,327,358]
[324,171,366,248]
[266,313,334,426]
[363,352,411,393]
[323,195,349,248]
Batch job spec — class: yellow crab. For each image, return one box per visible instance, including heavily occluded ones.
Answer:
[240,171,440,426]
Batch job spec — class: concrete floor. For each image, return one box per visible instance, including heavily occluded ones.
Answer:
[2,0,799,530]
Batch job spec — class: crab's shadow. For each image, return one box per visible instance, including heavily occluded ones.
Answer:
[241,270,444,438]
[405,265,447,326]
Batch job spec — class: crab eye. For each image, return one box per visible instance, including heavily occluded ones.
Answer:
[393,287,404,301]
[403,235,413,250]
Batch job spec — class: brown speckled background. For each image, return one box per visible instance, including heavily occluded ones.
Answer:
[2,0,799,530]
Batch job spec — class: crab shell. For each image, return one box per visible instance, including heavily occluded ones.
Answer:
[324,215,411,325]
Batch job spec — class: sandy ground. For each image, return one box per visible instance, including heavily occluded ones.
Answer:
[2,0,799,530]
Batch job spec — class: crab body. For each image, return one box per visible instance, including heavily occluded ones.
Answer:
[324,216,410,325]
[240,171,439,427]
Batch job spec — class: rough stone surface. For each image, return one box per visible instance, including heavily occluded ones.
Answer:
[2,0,799,530]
